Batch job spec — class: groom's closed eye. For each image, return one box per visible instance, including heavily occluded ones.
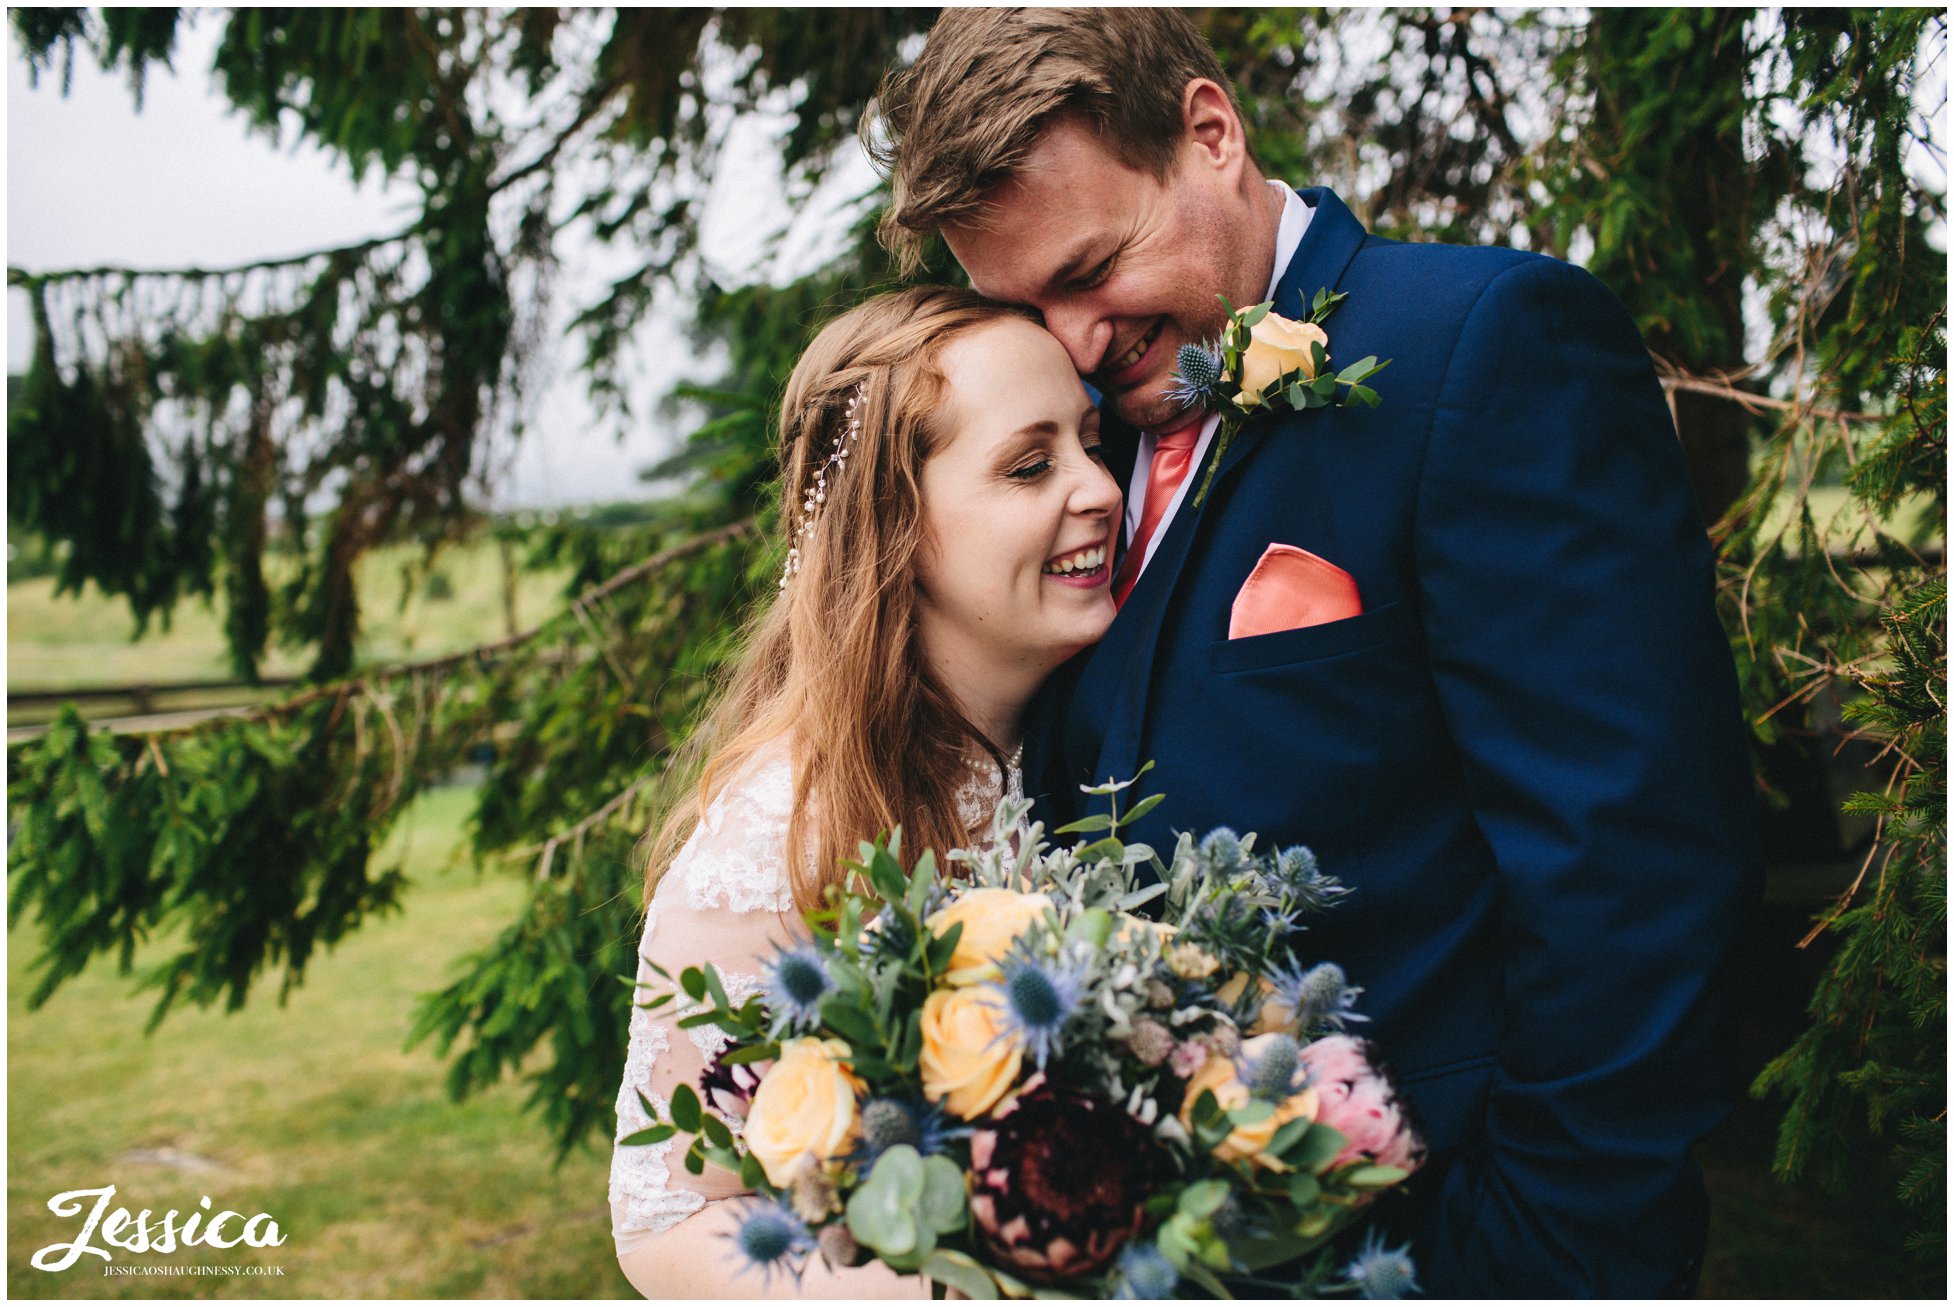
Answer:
[1069,254,1117,291]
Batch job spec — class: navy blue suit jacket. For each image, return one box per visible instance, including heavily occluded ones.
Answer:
[1025,189,1758,1296]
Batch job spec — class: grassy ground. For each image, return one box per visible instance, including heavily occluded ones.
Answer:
[7,538,572,696]
[7,785,635,1300]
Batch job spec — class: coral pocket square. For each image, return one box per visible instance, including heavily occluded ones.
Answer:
[1229,544,1363,639]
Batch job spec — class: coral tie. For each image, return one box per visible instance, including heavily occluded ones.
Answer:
[1112,420,1204,607]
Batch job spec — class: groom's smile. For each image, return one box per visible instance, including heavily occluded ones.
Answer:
[942,103,1279,434]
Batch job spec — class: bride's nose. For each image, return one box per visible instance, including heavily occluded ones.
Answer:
[1068,456,1122,519]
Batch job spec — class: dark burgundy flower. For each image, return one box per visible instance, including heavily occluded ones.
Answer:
[968,1081,1165,1284]
[699,1046,770,1121]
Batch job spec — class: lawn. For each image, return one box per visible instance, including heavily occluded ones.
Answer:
[7,784,636,1299]
[7,537,574,696]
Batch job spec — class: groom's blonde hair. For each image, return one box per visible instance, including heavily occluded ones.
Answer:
[869,8,1237,276]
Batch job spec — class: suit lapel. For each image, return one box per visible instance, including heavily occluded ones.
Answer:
[1081,188,1373,796]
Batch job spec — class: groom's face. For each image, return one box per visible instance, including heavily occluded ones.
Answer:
[944,113,1266,433]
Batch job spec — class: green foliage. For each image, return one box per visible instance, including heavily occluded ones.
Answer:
[9,524,764,1155]
[7,8,932,679]
[1714,13,1946,1259]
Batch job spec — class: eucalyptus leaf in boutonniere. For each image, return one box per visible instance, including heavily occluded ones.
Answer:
[1168,289,1390,508]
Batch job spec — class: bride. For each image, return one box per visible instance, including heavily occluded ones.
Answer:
[609,286,1122,1298]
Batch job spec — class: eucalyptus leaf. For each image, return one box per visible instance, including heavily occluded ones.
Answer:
[1337,355,1379,384]
[1178,1177,1231,1218]
[918,1153,970,1233]
[721,1041,779,1065]
[669,1082,702,1133]
[699,1111,735,1149]
[921,1251,999,1300]
[1289,1123,1347,1174]
[1342,1164,1410,1189]
[1054,813,1115,834]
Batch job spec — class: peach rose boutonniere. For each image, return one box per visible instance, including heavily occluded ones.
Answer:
[1169,290,1391,508]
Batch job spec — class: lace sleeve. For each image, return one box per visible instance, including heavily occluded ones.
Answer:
[610,751,802,1259]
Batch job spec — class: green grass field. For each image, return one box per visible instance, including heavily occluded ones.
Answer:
[7,785,635,1300]
[7,538,574,696]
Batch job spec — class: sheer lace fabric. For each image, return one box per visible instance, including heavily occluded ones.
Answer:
[609,745,1022,1257]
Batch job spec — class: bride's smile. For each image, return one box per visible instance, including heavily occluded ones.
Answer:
[914,317,1121,736]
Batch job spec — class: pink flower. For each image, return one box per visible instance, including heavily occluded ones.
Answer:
[1299,1036,1425,1173]
[1168,1039,1210,1078]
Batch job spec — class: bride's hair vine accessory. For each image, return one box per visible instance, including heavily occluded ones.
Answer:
[780,380,867,590]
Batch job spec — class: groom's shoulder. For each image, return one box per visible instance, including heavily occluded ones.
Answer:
[1349,238,1629,332]
[1354,232,1552,289]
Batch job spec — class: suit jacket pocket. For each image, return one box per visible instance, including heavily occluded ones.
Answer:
[1209,600,1413,673]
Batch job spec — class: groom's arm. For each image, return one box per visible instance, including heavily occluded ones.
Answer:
[1408,256,1758,1296]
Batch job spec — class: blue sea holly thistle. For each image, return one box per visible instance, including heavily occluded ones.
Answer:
[726,1198,815,1287]
[990,955,1085,1070]
[763,945,833,1034]
[1341,1229,1422,1299]
[1111,1241,1181,1299]
[1274,960,1368,1033]
[1241,1032,1307,1100]
[1170,290,1391,509]
[851,1096,963,1169]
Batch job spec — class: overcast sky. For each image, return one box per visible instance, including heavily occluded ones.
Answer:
[5,17,876,508]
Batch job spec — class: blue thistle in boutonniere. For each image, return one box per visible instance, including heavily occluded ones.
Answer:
[1174,288,1392,508]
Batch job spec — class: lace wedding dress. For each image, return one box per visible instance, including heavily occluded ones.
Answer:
[609,742,1023,1260]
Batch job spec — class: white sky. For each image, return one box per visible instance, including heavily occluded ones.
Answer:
[5,17,876,509]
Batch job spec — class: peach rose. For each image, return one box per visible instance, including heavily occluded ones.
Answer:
[1176,1032,1319,1170]
[743,1038,863,1186]
[920,986,1026,1119]
[1238,312,1329,408]
[927,887,1050,986]
[1113,915,1176,953]
[1214,971,1300,1036]
[1165,939,1221,981]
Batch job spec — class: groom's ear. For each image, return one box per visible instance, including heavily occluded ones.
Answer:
[1180,78,1250,179]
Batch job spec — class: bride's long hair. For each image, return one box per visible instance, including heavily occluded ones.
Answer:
[645,286,1038,915]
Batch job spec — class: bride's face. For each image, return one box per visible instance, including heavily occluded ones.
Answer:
[913,318,1122,697]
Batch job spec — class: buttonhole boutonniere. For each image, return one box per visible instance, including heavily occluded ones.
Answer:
[1169,289,1390,508]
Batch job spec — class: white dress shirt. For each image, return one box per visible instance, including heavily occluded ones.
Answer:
[1122,180,1313,572]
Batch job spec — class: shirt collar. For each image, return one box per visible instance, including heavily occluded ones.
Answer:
[1265,180,1311,301]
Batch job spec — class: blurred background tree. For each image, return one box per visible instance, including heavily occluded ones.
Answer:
[7,6,1944,1283]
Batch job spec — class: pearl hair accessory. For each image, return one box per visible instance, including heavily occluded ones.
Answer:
[780,381,866,590]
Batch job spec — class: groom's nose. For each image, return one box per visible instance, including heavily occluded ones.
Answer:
[1041,303,1109,377]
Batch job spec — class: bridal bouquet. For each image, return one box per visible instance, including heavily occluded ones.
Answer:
[624,774,1424,1298]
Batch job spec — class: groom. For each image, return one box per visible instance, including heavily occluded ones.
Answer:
[874,8,1757,1298]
